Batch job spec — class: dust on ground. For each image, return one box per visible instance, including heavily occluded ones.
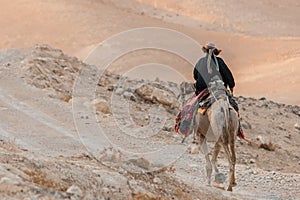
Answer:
[0,45,299,199]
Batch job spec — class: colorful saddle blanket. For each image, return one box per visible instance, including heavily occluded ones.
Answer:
[174,89,209,135]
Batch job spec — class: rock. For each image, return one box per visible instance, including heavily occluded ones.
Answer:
[92,99,111,114]
[0,177,20,185]
[99,171,129,193]
[256,135,266,144]
[259,97,266,100]
[215,173,226,183]
[22,45,83,100]
[251,170,258,175]
[135,84,153,100]
[287,105,300,116]
[107,85,114,91]
[189,144,200,154]
[241,120,252,129]
[180,81,194,94]
[128,179,137,187]
[115,87,124,95]
[61,94,72,103]
[98,147,121,162]
[101,187,110,194]
[153,177,162,185]
[249,159,256,164]
[135,84,178,107]
[118,168,127,175]
[98,76,111,87]
[123,91,135,100]
[259,142,276,151]
[66,185,83,197]
[163,120,174,132]
[294,123,300,131]
[152,88,176,107]
[168,82,177,88]
[129,180,154,196]
[127,157,151,170]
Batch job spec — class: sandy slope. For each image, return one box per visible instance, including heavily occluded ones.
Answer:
[0,45,299,199]
[1,0,299,105]
[134,0,300,37]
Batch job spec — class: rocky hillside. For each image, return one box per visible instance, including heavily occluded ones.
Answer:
[0,45,299,199]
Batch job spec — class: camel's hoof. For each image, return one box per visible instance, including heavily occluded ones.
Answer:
[227,187,233,192]
[215,173,226,183]
[206,180,212,186]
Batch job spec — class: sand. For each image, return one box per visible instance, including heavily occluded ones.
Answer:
[0,0,299,105]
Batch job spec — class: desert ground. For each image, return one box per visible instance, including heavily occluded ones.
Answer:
[0,0,299,199]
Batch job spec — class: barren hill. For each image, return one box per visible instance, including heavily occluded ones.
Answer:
[1,0,300,105]
[0,45,299,199]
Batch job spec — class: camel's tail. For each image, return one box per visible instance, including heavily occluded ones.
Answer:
[223,98,230,137]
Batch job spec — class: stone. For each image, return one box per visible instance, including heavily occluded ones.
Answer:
[0,177,20,185]
[152,88,177,107]
[180,81,195,94]
[135,84,178,107]
[153,177,162,184]
[66,185,83,197]
[256,135,266,144]
[128,180,154,196]
[215,173,226,183]
[123,91,135,100]
[294,123,300,131]
[189,144,200,154]
[259,142,276,151]
[163,120,174,132]
[107,85,114,91]
[135,84,153,101]
[127,157,151,170]
[241,120,252,129]
[92,99,111,114]
[101,171,127,188]
[128,179,137,187]
[101,187,110,194]
[249,159,256,164]
[115,88,124,95]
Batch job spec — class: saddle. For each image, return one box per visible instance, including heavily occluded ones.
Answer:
[174,88,209,135]
[175,82,237,135]
[198,82,237,115]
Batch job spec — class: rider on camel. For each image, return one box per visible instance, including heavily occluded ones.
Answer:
[193,42,245,138]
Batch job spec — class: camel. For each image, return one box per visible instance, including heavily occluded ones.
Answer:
[193,83,239,191]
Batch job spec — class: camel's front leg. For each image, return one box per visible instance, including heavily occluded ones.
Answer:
[199,135,212,185]
[212,141,227,184]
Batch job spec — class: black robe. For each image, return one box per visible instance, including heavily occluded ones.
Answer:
[193,55,235,94]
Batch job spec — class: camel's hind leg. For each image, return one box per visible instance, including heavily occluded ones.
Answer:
[222,143,235,191]
[211,141,221,174]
